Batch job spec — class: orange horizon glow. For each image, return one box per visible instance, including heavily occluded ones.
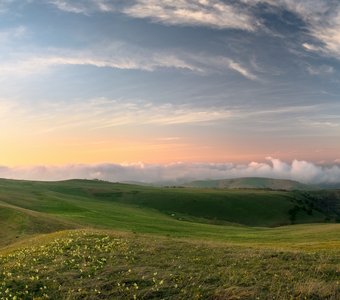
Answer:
[2,135,339,167]
[1,96,339,167]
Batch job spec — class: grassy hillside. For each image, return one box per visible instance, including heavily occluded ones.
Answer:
[0,201,77,247]
[183,177,311,190]
[0,179,339,299]
[0,229,339,300]
[0,178,339,247]
[0,178,338,247]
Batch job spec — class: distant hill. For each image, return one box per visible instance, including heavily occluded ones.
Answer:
[0,178,339,300]
[183,177,311,190]
[0,177,339,242]
[318,182,340,190]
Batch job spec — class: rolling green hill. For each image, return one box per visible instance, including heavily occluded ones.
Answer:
[0,178,339,299]
[183,177,311,190]
[0,180,338,236]
[0,178,339,246]
[0,203,77,247]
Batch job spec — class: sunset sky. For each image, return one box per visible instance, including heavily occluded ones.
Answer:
[0,0,340,182]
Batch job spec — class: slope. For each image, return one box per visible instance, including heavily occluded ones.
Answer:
[0,201,77,247]
[0,229,339,300]
[0,179,339,300]
[0,178,337,232]
[183,177,311,190]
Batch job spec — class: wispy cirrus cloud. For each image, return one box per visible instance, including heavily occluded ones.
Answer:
[8,0,340,61]
[225,59,258,81]
[279,0,340,59]
[1,157,340,184]
[48,0,115,14]
[0,42,258,80]
[122,0,259,31]
[242,0,340,59]
[48,0,260,31]
[306,64,334,75]
[2,96,334,136]
[0,42,202,77]
[310,14,340,59]
[0,97,232,133]
[46,0,340,61]
[46,0,340,57]
[0,51,200,75]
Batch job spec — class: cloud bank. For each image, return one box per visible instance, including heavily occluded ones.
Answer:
[1,158,340,184]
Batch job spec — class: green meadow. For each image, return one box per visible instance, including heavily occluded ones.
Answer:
[0,178,339,299]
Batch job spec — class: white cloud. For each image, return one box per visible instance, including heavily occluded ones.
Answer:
[123,0,259,31]
[1,157,340,184]
[302,43,320,52]
[2,97,334,137]
[226,59,258,80]
[48,0,259,31]
[9,0,340,60]
[310,121,339,128]
[0,97,232,132]
[49,0,115,14]
[120,1,340,59]
[243,0,340,59]
[306,64,334,75]
[0,43,258,80]
[296,3,340,59]
[310,12,340,58]
[0,48,202,77]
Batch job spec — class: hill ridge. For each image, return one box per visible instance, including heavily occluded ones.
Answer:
[182,177,311,190]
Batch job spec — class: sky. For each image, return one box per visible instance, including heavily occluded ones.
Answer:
[0,0,340,183]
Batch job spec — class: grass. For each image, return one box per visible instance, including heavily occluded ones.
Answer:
[0,178,339,299]
[0,179,337,229]
[0,230,339,300]
[0,178,338,247]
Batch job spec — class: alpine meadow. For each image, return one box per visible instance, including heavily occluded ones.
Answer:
[0,1,340,300]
